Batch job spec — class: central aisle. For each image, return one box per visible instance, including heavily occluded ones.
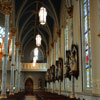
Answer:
[24,96,38,100]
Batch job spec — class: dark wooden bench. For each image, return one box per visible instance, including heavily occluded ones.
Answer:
[35,91,80,100]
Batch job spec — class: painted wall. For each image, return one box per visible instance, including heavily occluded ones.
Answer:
[21,72,46,90]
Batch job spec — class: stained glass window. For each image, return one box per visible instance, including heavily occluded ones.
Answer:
[82,0,92,88]
[64,21,68,62]
[51,50,53,65]
[0,26,5,44]
[56,42,58,60]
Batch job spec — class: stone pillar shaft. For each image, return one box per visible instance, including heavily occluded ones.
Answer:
[1,14,9,98]
[15,47,19,92]
[10,35,15,94]
[18,56,21,91]
[70,75,75,98]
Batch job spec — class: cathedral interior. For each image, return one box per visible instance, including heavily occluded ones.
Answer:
[0,0,100,100]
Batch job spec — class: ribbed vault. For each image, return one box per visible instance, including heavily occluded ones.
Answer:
[15,0,61,62]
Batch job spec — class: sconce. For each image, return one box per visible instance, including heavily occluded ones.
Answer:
[98,32,100,37]
[65,0,73,17]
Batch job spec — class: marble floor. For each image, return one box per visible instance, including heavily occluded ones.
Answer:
[24,96,38,100]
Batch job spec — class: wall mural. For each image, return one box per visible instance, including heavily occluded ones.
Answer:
[51,65,55,82]
[65,50,71,80]
[46,44,79,83]
[55,60,59,80]
[58,58,63,81]
[65,44,79,80]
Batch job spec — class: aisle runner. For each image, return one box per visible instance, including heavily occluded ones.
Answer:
[24,96,38,100]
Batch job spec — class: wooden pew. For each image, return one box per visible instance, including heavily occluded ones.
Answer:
[35,91,80,100]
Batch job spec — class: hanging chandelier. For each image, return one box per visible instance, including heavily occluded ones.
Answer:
[39,7,47,25]
[36,34,42,46]
[33,62,36,67]
[33,56,37,63]
[33,56,37,67]
[34,48,38,57]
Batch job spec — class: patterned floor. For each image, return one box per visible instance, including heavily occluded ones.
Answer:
[24,96,38,100]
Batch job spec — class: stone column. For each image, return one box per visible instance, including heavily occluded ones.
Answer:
[10,28,17,95]
[18,50,21,92]
[70,75,75,98]
[15,42,20,93]
[0,1,12,98]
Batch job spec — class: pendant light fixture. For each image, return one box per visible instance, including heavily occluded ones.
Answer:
[36,34,42,46]
[33,62,36,67]
[34,48,38,57]
[39,6,47,25]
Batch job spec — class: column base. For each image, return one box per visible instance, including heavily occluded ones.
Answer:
[9,92,14,95]
[14,91,19,94]
[58,92,61,95]
[0,94,7,99]
[70,94,75,98]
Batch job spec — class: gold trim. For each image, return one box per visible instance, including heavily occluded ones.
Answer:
[9,92,14,95]
[66,6,73,18]
[98,32,100,37]
[15,69,17,72]
[58,92,61,95]
[70,94,75,98]
[57,29,61,38]
[15,41,20,48]
[10,27,18,36]
[3,54,8,56]
[19,49,21,56]
[1,1,13,15]
[11,64,15,66]
[0,94,7,98]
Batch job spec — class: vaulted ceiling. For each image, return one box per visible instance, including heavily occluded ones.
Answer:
[14,0,61,62]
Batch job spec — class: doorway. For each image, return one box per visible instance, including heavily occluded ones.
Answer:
[25,78,33,95]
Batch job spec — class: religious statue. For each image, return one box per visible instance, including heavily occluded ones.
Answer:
[70,44,79,79]
[65,50,71,80]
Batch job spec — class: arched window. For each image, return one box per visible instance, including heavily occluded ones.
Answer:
[64,22,68,62]
[0,26,5,44]
[56,42,58,60]
[51,49,53,65]
[64,19,70,90]
[82,0,92,88]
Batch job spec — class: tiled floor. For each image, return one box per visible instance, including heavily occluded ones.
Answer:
[24,96,38,100]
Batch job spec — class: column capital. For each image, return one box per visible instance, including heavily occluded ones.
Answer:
[1,1,13,15]
[56,28,61,38]
[21,55,24,60]
[8,56,11,61]
[3,54,8,56]
[15,41,20,48]
[19,49,21,56]
[11,64,15,66]
[10,27,18,37]
[51,41,54,48]
[98,32,100,37]
[66,6,73,18]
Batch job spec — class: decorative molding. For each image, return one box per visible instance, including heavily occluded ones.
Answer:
[15,41,20,48]
[0,93,7,99]
[19,49,21,56]
[97,32,100,37]
[57,29,61,38]
[51,42,54,48]
[10,27,18,37]
[3,54,8,56]
[0,1,13,15]
[66,6,73,18]
[9,92,14,95]
[11,64,15,66]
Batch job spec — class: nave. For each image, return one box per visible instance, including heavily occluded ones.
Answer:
[2,90,81,100]
[24,96,38,100]
[0,0,100,100]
